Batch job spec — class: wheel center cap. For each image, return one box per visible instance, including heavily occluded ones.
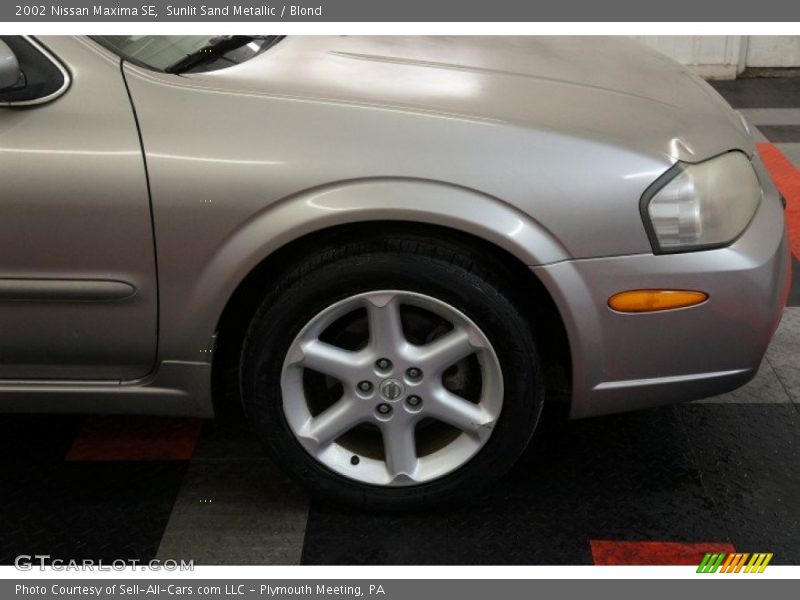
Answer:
[380,378,405,401]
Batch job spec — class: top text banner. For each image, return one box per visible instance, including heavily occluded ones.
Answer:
[4,0,800,22]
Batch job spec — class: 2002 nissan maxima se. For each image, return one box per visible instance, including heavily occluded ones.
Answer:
[0,35,790,509]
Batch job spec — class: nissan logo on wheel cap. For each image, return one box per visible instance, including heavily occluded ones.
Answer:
[380,379,405,401]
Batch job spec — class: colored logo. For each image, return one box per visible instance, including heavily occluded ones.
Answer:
[697,552,773,573]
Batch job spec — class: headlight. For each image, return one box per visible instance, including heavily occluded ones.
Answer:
[641,151,762,253]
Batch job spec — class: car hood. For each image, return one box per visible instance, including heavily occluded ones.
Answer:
[191,36,753,163]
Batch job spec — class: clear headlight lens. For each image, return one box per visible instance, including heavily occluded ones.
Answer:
[643,151,762,253]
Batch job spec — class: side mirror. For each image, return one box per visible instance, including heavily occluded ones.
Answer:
[0,39,21,91]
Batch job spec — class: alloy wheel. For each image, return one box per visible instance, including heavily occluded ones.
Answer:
[280,290,504,486]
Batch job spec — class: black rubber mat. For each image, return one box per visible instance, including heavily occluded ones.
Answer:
[759,125,800,143]
[790,257,800,307]
[711,77,800,109]
[301,407,733,565]
[0,416,187,565]
[677,403,800,564]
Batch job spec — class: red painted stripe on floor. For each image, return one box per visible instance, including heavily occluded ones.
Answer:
[66,416,203,461]
[757,143,800,259]
[590,540,735,566]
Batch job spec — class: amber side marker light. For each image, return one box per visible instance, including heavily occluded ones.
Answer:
[608,290,708,313]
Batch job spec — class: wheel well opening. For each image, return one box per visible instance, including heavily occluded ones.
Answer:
[211,221,572,417]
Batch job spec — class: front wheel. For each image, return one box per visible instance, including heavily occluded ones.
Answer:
[241,234,544,510]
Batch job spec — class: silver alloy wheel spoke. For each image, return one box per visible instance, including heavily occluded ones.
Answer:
[382,420,419,480]
[428,386,493,438]
[296,339,366,384]
[302,396,365,448]
[409,327,475,374]
[366,294,407,356]
[281,290,504,487]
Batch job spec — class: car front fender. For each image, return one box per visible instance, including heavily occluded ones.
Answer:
[160,177,570,362]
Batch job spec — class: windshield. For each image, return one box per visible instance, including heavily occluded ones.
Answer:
[92,35,281,73]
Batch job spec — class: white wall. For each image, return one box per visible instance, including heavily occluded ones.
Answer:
[746,36,800,67]
[634,36,745,79]
[634,36,800,79]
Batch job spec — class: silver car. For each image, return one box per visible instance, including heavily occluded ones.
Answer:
[0,35,790,509]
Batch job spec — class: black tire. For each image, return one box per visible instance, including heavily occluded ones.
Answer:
[240,231,545,511]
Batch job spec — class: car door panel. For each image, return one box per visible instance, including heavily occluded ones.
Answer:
[0,36,157,380]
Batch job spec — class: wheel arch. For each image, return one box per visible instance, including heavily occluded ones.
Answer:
[196,179,572,414]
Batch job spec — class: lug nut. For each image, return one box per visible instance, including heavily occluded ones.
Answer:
[376,358,392,370]
[358,381,373,393]
[376,403,392,415]
[406,367,422,380]
[406,395,422,408]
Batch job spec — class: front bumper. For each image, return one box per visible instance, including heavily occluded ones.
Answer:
[533,154,791,419]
